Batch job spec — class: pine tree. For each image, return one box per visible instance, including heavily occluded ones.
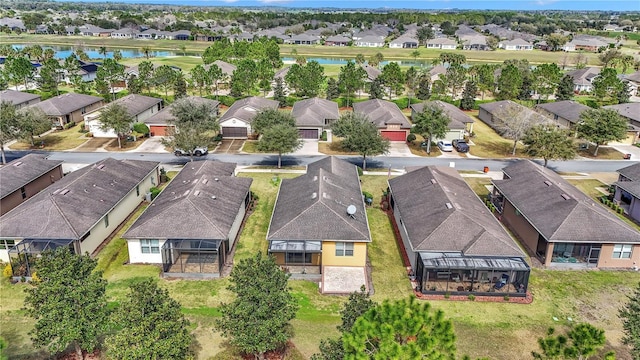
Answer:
[556,74,574,101]
[460,81,477,110]
[368,77,385,99]
[326,77,340,100]
[173,74,187,99]
[273,77,286,107]
[416,75,431,100]
[620,282,640,359]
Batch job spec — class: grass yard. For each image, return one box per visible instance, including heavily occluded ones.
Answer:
[578,147,626,160]
[462,175,493,197]
[119,55,204,73]
[318,140,358,155]
[9,123,89,151]
[1,171,639,359]
[468,113,528,158]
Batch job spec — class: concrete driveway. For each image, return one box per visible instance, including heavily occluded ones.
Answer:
[129,137,169,153]
[214,139,244,154]
[383,142,416,157]
[292,140,320,155]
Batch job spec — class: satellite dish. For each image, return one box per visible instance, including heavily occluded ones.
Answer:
[347,205,357,215]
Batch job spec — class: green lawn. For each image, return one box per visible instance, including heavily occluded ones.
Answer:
[1,172,638,359]
[468,112,528,158]
[9,123,90,151]
[119,55,204,73]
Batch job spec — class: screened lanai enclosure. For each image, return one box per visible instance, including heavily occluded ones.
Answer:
[268,240,322,274]
[9,239,76,278]
[161,239,226,278]
[415,252,530,296]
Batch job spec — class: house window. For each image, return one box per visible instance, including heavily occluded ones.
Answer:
[0,239,15,250]
[136,185,140,197]
[20,186,26,199]
[286,253,312,264]
[613,244,633,259]
[141,239,160,254]
[335,242,354,257]
[104,214,109,228]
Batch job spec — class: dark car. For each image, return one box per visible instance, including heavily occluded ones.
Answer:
[452,139,469,153]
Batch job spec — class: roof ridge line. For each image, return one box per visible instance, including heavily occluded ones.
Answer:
[49,193,81,239]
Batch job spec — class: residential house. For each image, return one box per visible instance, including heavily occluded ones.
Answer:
[562,37,610,52]
[478,100,551,133]
[267,157,371,294]
[566,67,600,93]
[218,97,280,138]
[0,18,25,32]
[63,61,99,83]
[0,89,40,109]
[410,101,474,141]
[167,30,190,40]
[603,24,625,32]
[389,35,419,49]
[604,103,640,143]
[85,95,163,138]
[462,36,490,51]
[324,35,351,46]
[31,93,104,128]
[353,99,412,141]
[498,38,533,50]
[355,35,385,48]
[0,154,63,220]
[285,34,320,45]
[425,38,458,50]
[479,24,538,42]
[0,158,159,277]
[144,96,219,136]
[614,163,640,223]
[428,65,448,83]
[291,97,339,140]
[123,161,252,278]
[206,60,236,78]
[622,70,640,97]
[361,64,382,82]
[111,28,138,38]
[534,100,590,129]
[388,166,530,296]
[491,160,640,269]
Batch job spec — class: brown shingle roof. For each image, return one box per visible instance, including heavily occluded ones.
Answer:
[0,90,40,106]
[389,166,525,256]
[123,161,251,240]
[267,157,371,242]
[0,154,62,199]
[144,97,219,126]
[291,97,339,127]
[353,99,411,129]
[534,100,591,124]
[31,93,103,116]
[492,160,640,243]
[219,97,279,125]
[411,101,474,130]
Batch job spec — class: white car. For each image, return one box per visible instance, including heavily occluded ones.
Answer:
[437,140,454,152]
[174,146,208,156]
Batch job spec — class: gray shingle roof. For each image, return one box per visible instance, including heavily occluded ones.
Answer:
[0,90,40,106]
[361,64,382,81]
[411,101,474,130]
[604,103,640,123]
[206,60,236,76]
[0,158,159,240]
[389,166,525,256]
[534,100,591,124]
[144,97,219,126]
[124,161,252,240]
[567,67,600,86]
[219,97,280,125]
[267,157,371,242]
[31,93,103,116]
[492,160,640,244]
[291,97,339,127]
[479,100,551,128]
[0,154,63,199]
[105,94,162,118]
[353,99,411,129]
[617,163,640,182]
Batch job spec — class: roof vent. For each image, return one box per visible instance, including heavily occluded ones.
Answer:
[52,189,62,194]
[192,179,198,184]
[544,180,552,186]
[97,164,105,170]
[445,202,453,209]
[194,190,200,196]
[211,195,217,199]
[183,190,190,196]
[430,178,437,184]
[202,179,209,184]
[84,189,88,193]
[60,189,70,195]
[13,161,23,167]
[313,175,318,181]
[311,192,317,199]
[561,194,571,200]
[347,205,357,219]
[214,178,219,182]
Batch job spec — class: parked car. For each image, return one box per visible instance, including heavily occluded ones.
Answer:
[174,146,208,156]
[437,140,453,152]
[452,139,469,153]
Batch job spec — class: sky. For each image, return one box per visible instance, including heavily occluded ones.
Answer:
[57,0,640,11]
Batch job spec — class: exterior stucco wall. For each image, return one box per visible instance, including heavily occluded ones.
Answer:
[597,243,640,268]
[127,239,165,264]
[500,199,541,257]
[0,165,63,216]
[322,241,367,267]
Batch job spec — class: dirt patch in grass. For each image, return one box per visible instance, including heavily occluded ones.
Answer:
[578,147,625,160]
[76,137,111,151]
[104,138,144,151]
[318,140,358,155]
[9,123,89,151]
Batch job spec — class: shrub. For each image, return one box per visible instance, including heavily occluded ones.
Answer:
[406,133,416,143]
[503,295,510,302]
[214,133,223,142]
[64,122,76,129]
[217,95,236,107]
[468,294,476,301]
[250,191,259,202]
[2,263,12,279]
[149,186,161,200]
[444,292,450,299]
[357,166,363,176]
[132,122,150,135]
[618,207,624,214]
[320,131,327,141]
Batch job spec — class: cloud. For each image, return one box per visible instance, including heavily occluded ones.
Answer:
[257,0,292,3]
[534,0,559,5]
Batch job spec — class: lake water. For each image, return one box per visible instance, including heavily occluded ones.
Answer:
[12,44,433,67]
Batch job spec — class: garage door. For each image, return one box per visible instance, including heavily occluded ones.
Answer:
[298,129,319,139]
[149,125,168,136]
[222,127,248,138]
[380,131,406,142]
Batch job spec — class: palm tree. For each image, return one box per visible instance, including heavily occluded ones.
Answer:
[411,50,421,62]
[75,49,89,62]
[141,46,151,59]
[179,44,187,56]
[113,50,122,63]
[98,46,107,59]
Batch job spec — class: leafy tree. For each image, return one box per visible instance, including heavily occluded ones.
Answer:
[368,77,385,100]
[230,59,258,97]
[410,50,421,62]
[619,282,640,359]
[326,77,340,100]
[442,63,467,99]
[532,327,569,360]
[338,61,367,108]
[532,324,607,360]
[355,54,366,65]
[127,74,142,94]
[368,52,385,68]
[599,49,622,68]
[96,58,125,101]
[106,279,193,360]
[163,97,219,161]
[137,61,154,95]
[0,337,7,360]
[99,103,132,148]
[331,112,389,170]
[531,63,562,102]
[517,75,534,101]
[189,64,208,97]
[153,65,177,98]
[98,46,107,59]
[438,53,466,66]
[473,64,496,100]
[460,81,477,111]
[216,253,298,360]
[416,74,431,100]
[285,60,326,98]
[440,21,458,36]
[273,77,287,107]
[546,33,568,51]
[173,73,187,99]
[312,338,344,360]
[523,125,576,167]
[252,108,295,135]
[5,56,34,90]
[207,63,225,99]
[493,102,538,155]
[37,58,61,95]
[15,107,50,147]
[405,67,419,108]
[257,123,302,168]
[113,50,123,64]
[342,297,457,360]
[0,101,20,164]
[24,248,109,360]
[577,108,627,157]
[497,64,522,100]
[380,62,404,98]
[412,104,450,154]
[417,26,434,46]
[257,58,275,97]
[616,81,631,105]
[556,74,575,101]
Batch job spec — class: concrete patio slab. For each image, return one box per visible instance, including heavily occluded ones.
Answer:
[321,266,367,294]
